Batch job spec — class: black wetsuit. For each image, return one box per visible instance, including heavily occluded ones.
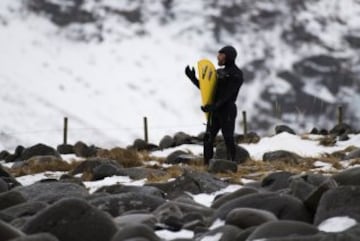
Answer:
[189,57,243,164]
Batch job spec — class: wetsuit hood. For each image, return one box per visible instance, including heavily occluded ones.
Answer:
[218,45,237,66]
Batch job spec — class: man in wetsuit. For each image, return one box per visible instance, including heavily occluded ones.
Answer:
[185,45,243,165]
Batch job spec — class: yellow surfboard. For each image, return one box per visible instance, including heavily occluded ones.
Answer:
[197,59,217,120]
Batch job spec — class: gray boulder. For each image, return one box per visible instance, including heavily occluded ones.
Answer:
[22,198,118,241]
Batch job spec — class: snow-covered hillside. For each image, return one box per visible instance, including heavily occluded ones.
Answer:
[1,0,360,150]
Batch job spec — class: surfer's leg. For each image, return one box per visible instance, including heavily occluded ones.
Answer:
[204,116,220,165]
[221,106,237,162]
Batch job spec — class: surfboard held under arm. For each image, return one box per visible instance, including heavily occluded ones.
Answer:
[197,59,217,120]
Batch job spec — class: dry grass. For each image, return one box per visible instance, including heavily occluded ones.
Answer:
[146,165,184,183]
[97,147,142,167]
[11,156,77,177]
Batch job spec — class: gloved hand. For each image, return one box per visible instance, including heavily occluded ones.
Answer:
[185,65,196,81]
[201,104,216,113]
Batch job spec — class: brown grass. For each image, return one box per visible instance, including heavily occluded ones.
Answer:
[11,156,77,177]
[146,165,184,183]
[97,147,142,167]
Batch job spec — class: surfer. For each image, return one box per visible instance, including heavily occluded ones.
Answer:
[185,45,243,165]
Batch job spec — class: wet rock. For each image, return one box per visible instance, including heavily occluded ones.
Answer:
[214,192,312,223]
[263,150,301,165]
[0,191,27,211]
[22,198,118,241]
[247,220,319,241]
[111,224,160,241]
[146,169,227,199]
[215,143,250,164]
[333,167,360,185]
[275,125,296,135]
[314,186,360,225]
[211,187,258,209]
[56,144,74,155]
[0,219,24,241]
[225,208,277,229]
[21,144,60,161]
[159,135,175,149]
[208,159,237,173]
[89,192,165,217]
[15,182,89,203]
[113,213,157,229]
[9,233,59,241]
[94,184,164,198]
[261,171,295,192]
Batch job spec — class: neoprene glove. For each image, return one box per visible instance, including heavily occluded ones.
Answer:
[185,66,196,81]
[201,104,216,113]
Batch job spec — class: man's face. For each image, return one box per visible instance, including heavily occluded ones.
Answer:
[217,52,226,66]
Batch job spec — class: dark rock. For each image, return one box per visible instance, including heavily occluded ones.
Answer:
[117,167,167,180]
[56,144,74,155]
[165,150,189,164]
[21,144,60,161]
[310,128,319,135]
[333,167,360,185]
[159,135,175,149]
[14,182,89,204]
[92,163,122,180]
[0,150,10,161]
[208,159,237,173]
[263,150,301,164]
[289,173,330,201]
[8,233,59,241]
[0,191,26,211]
[94,184,164,198]
[211,187,258,209]
[261,171,295,192]
[73,141,97,158]
[113,213,157,229]
[214,192,312,223]
[0,178,9,193]
[5,146,24,163]
[22,198,118,241]
[70,158,121,176]
[330,123,353,136]
[338,133,350,141]
[215,143,250,164]
[131,139,158,151]
[247,220,319,241]
[319,129,329,135]
[275,125,296,135]
[89,192,165,217]
[173,131,192,146]
[195,225,243,241]
[225,208,277,229]
[0,219,24,241]
[304,178,338,213]
[165,152,198,165]
[1,201,47,220]
[343,149,360,161]
[0,165,21,189]
[111,224,161,241]
[314,186,360,225]
[146,169,227,199]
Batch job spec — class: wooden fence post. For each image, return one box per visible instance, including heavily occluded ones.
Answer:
[143,117,148,143]
[337,105,343,125]
[242,111,247,140]
[63,117,68,145]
